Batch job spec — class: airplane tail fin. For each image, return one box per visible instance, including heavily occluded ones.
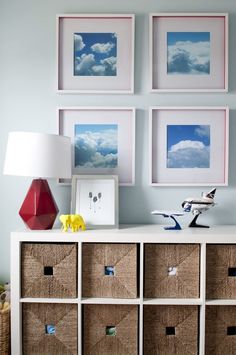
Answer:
[206,188,216,199]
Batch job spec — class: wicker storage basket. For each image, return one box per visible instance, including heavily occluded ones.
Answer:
[22,303,77,355]
[205,306,236,354]
[144,305,199,355]
[144,244,200,298]
[0,308,10,355]
[21,243,77,298]
[82,243,137,298]
[206,245,236,299]
[83,304,138,355]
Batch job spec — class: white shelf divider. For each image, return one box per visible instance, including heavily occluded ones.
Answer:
[199,243,206,355]
[78,241,82,355]
[139,242,144,355]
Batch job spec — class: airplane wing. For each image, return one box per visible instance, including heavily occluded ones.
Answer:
[151,210,185,217]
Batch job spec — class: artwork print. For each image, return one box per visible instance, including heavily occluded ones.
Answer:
[74,124,118,168]
[167,32,210,75]
[74,32,117,76]
[167,125,210,168]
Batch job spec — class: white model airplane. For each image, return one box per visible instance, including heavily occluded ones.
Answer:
[182,188,216,228]
[151,188,216,229]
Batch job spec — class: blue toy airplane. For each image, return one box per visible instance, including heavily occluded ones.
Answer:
[151,210,185,230]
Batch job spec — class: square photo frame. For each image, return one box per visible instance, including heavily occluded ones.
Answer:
[57,14,135,93]
[150,13,228,92]
[71,175,119,229]
[149,107,229,186]
[57,107,135,186]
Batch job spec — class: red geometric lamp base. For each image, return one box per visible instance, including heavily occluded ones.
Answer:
[19,179,59,230]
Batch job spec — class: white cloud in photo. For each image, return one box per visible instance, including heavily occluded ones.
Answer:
[79,152,117,168]
[91,65,106,75]
[169,140,205,153]
[76,129,117,150]
[74,53,96,75]
[167,140,210,168]
[91,42,115,54]
[74,34,86,51]
[75,55,117,76]
[100,56,117,74]
[194,125,210,138]
[168,41,210,74]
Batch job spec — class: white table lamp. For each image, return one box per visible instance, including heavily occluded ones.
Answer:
[3,132,71,229]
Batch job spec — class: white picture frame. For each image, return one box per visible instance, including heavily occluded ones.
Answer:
[71,175,119,229]
[149,13,228,92]
[56,14,135,93]
[57,107,136,186]
[149,106,229,186]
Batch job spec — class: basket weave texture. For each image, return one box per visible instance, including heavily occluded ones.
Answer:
[144,305,199,355]
[144,243,200,298]
[83,304,138,355]
[21,243,77,298]
[82,243,137,298]
[206,245,236,299]
[23,303,77,355]
[205,306,236,355]
[0,309,10,355]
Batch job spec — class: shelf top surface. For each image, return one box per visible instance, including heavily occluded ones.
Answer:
[11,224,236,243]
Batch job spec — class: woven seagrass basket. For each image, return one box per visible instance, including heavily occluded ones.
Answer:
[206,245,236,299]
[144,305,199,355]
[23,303,77,355]
[0,308,10,355]
[206,306,236,354]
[83,304,138,355]
[21,243,77,298]
[144,243,200,298]
[82,243,137,298]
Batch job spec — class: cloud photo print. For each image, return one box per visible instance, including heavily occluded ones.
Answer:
[74,32,117,76]
[150,107,228,186]
[150,13,228,91]
[74,124,118,168]
[58,107,135,185]
[57,14,134,92]
[167,125,210,169]
[167,32,210,75]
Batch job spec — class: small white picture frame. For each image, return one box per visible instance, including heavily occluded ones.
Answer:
[71,175,119,229]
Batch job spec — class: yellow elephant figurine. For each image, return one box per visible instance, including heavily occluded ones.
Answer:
[59,214,71,232]
[70,214,86,232]
[59,214,86,232]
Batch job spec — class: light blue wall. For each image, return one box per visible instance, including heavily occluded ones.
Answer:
[1,0,236,281]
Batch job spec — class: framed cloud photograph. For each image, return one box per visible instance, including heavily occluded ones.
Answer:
[57,14,135,93]
[149,13,228,92]
[71,175,118,229]
[57,107,135,186]
[149,107,229,186]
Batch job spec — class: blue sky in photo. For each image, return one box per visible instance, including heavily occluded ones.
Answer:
[167,124,210,168]
[74,32,117,76]
[74,124,118,168]
[167,32,210,75]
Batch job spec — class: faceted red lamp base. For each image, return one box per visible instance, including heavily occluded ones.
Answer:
[19,179,59,230]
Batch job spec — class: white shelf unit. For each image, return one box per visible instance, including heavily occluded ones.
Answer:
[10,224,236,355]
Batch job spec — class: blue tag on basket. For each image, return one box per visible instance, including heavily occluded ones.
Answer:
[105,266,115,276]
[45,325,56,335]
